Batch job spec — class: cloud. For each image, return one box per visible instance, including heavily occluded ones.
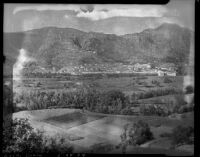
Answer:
[13,4,81,14]
[13,4,174,23]
[77,5,168,20]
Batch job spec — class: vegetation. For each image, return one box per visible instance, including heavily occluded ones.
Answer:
[163,77,173,83]
[160,125,194,147]
[131,87,183,101]
[172,94,188,114]
[119,120,154,153]
[140,104,170,116]
[5,24,192,75]
[138,93,194,116]
[13,89,130,114]
[176,65,187,76]
[171,125,194,146]
[90,143,114,153]
[3,117,73,153]
[152,80,160,86]
[35,81,42,87]
[3,84,13,118]
[13,85,190,116]
[185,85,194,94]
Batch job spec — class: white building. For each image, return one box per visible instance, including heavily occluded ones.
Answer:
[156,70,165,76]
[134,63,151,71]
[166,72,176,76]
[156,69,176,76]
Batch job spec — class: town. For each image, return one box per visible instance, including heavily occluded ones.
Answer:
[26,62,177,76]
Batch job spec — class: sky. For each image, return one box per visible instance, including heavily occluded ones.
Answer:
[4,0,195,35]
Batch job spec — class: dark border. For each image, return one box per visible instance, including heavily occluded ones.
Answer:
[2,0,199,156]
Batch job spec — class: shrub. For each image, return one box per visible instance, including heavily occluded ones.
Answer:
[152,80,160,86]
[120,107,135,115]
[172,94,187,113]
[160,132,172,138]
[90,143,114,153]
[133,88,183,100]
[140,104,169,117]
[171,125,194,146]
[35,82,42,87]
[3,118,73,153]
[163,77,173,83]
[102,90,127,107]
[120,120,154,149]
[185,85,194,94]
[177,104,194,114]
[98,90,129,114]
[3,84,13,117]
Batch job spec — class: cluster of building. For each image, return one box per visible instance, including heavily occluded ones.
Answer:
[27,62,177,76]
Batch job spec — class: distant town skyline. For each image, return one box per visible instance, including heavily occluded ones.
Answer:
[4,1,194,35]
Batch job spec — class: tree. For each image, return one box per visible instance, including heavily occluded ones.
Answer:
[185,85,194,94]
[171,125,194,146]
[163,77,173,83]
[119,120,154,153]
[176,65,186,76]
[3,118,73,153]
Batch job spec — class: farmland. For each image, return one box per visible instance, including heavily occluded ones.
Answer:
[13,74,184,94]
[5,74,194,154]
[12,108,194,154]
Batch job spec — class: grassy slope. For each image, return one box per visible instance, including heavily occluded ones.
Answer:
[12,109,193,154]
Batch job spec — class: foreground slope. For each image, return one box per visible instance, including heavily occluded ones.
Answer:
[12,109,194,154]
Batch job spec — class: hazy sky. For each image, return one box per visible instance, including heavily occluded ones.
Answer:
[4,0,194,35]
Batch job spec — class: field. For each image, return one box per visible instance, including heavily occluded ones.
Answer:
[13,75,184,94]
[8,74,194,154]
[12,109,194,154]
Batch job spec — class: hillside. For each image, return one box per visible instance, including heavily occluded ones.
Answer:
[122,23,192,63]
[3,23,193,75]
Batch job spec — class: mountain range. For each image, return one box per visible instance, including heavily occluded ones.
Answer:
[3,23,193,75]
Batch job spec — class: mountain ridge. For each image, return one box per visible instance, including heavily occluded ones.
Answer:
[4,23,193,75]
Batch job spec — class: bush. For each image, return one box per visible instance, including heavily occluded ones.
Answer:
[3,84,13,118]
[120,120,154,150]
[171,125,194,146]
[90,143,114,153]
[160,132,172,138]
[185,85,194,94]
[120,107,135,115]
[163,77,173,83]
[172,94,187,113]
[177,104,194,113]
[102,90,127,107]
[133,88,183,100]
[3,118,73,153]
[35,82,42,87]
[140,104,169,116]
[152,80,160,86]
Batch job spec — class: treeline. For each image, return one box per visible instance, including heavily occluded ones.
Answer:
[14,89,131,114]
[23,72,72,78]
[131,88,183,101]
[13,86,193,117]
